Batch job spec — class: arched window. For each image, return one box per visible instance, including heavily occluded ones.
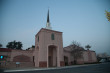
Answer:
[51,33,55,40]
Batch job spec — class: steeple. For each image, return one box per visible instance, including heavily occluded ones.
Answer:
[46,9,52,30]
[47,10,49,23]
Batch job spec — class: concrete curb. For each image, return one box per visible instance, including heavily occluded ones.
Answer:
[4,64,98,72]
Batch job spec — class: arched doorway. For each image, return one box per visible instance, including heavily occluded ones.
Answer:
[48,45,57,67]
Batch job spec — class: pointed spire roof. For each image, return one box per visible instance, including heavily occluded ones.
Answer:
[47,9,49,23]
[46,9,52,30]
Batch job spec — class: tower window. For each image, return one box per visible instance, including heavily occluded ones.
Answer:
[51,33,55,40]
[38,36,39,42]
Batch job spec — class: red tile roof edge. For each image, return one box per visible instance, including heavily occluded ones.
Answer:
[0,48,12,52]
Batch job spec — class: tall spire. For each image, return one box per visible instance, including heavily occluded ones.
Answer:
[46,9,52,30]
[47,9,49,23]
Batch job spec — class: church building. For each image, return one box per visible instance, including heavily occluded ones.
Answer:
[0,10,97,68]
[33,10,64,67]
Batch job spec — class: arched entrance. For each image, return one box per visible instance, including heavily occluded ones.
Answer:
[48,45,57,67]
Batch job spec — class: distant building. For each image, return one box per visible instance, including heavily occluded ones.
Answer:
[0,10,97,68]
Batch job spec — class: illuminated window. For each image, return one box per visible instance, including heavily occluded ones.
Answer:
[51,33,55,40]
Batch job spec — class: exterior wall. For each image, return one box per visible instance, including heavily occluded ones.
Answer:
[64,51,72,65]
[13,55,31,62]
[0,52,11,62]
[64,49,97,65]
[83,51,89,63]
[35,28,64,67]
[91,52,97,62]
[0,52,11,56]
[10,50,33,62]
[9,50,34,68]
[0,51,11,68]
[0,48,12,63]
[64,51,84,65]
[33,47,39,67]
[2,62,34,68]
[0,49,34,68]
[53,48,57,66]
[83,50,97,63]
[76,58,84,64]
[35,29,43,67]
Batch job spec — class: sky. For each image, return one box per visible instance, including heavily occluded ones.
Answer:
[0,0,110,55]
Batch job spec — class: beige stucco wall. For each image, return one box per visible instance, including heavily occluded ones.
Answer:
[64,51,84,65]
[0,52,11,62]
[83,50,97,63]
[0,52,11,56]
[64,49,97,65]
[64,51,72,65]
[35,28,64,67]
[0,49,34,68]
[10,50,33,62]
[83,51,89,63]
[33,47,39,67]
[91,51,97,62]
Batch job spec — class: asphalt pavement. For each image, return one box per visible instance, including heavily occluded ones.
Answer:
[1,62,110,73]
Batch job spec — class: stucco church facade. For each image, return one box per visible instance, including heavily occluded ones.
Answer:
[33,28,64,67]
[0,10,97,68]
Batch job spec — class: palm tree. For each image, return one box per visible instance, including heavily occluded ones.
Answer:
[85,45,91,50]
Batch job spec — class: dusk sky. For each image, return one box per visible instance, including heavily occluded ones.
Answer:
[0,0,110,55]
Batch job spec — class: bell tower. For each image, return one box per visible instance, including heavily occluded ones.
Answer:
[34,10,65,68]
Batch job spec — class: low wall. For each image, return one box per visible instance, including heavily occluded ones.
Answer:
[10,50,33,62]
[0,62,34,68]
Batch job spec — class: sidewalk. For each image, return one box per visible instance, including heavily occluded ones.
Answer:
[4,63,99,72]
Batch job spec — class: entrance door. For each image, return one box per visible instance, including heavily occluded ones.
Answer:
[48,45,57,67]
[64,56,68,66]
[48,56,52,67]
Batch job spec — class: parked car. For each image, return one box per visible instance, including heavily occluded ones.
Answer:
[99,59,106,63]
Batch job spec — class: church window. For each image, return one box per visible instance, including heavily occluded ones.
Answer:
[38,36,39,42]
[51,33,55,40]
